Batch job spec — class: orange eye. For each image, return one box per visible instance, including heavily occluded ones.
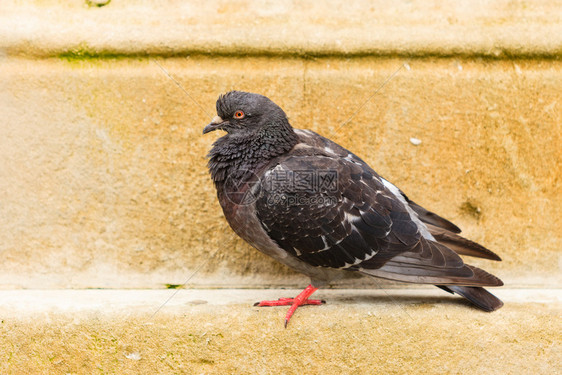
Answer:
[234,110,245,119]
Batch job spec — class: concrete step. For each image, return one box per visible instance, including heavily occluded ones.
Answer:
[1,288,560,374]
[1,288,559,315]
[1,0,561,58]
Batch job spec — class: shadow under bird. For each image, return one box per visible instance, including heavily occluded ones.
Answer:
[203,91,503,327]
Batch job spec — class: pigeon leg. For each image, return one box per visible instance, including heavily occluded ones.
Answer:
[253,284,325,327]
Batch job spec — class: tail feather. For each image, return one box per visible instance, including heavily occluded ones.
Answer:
[437,285,503,311]
[428,224,502,261]
[405,199,462,233]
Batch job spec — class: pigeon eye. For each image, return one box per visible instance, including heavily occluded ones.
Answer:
[233,110,245,119]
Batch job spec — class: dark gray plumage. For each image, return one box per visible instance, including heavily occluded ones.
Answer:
[203,91,503,324]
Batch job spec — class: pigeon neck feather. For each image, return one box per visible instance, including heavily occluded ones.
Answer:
[207,120,298,187]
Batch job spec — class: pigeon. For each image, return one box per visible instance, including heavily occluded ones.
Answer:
[203,91,503,327]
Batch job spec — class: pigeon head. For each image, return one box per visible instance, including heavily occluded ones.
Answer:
[203,91,293,137]
[204,91,299,185]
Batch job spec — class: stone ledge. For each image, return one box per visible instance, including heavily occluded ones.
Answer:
[1,0,561,58]
[0,289,560,374]
[0,288,558,315]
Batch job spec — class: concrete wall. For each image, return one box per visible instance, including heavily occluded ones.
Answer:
[0,1,560,289]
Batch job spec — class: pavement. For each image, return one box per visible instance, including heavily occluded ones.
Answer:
[1,288,560,374]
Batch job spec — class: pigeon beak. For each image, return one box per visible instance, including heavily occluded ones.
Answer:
[203,116,227,134]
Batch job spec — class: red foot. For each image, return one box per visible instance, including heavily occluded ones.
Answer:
[253,285,325,327]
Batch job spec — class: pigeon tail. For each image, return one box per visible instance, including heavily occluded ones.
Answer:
[437,285,503,311]
[429,225,502,261]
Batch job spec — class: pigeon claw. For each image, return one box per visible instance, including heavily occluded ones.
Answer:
[253,298,324,307]
[253,284,323,328]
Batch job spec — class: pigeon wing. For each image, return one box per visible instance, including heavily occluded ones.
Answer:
[255,153,501,287]
[256,154,398,269]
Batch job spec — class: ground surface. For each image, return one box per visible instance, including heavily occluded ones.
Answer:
[1,288,560,374]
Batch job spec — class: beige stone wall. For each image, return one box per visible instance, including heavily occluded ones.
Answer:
[2,0,561,58]
[0,1,560,289]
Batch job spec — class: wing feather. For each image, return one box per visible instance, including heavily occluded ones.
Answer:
[255,132,502,288]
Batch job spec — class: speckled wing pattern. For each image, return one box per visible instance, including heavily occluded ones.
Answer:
[255,131,502,287]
